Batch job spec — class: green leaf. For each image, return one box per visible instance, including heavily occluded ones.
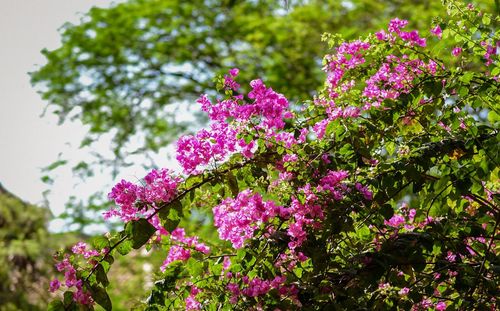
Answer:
[244,134,254,144]
[459,72,474,84]
[491,67,500,77]
[116,239,133,255]
[226,172,239,197]
[47,300,65,311]
[96,264,110,287]
[91,236,109,251]
[488,111,499,124]
[63,291,74,306]
[126,218,157,249]
[161,216,180,233]
[44,159,68,171]
[482,14,491,25]
[158,200,183,232]
[89,285,112,311]
[380,204,394,220]
[103,254,114,266]
[185,174,203,189]
[186,257,204,276]
[385,141,396,156]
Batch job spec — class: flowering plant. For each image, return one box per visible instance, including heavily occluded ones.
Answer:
[48,1,499,310]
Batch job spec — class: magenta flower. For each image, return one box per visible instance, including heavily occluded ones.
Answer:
[430,25,442,38]
[384,214,406,228]
[213,190,283,248]
[49,279,60,292]
[452,47,462,56]
[229,68,239,76]
[435,301,447,310]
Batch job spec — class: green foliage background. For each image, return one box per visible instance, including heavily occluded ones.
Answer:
[3,0,498,309]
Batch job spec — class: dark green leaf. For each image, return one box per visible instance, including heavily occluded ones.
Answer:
[380,204,394,220]
[89,285,112,311]
[226,172,239,197]
[47,300,65,311]
[116,239,133,255]
[126,218,157,249]
[91,236,109,251]
[96,264,110,287]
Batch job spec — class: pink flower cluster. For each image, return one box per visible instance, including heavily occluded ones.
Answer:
[274,250,308,271]
[430,25,442,39]
[105,168,181,222]
[481,41,497,66]
[317,19,436,139]
[384,204,416,230]
[311,99,361,138]
[176,122,247,174]
[185,286,202,310]
[324,40,371,98]
[376,18,426,47]
[226,274,298,304]
[355,182,373,201]
[160,228,210,271]
[177,71,293,173]
[223,68,240,91]
[286,185,323,249]
[317,170,349,200]
[363,55,436,106]
[51,256,93,305]
[213,190,286,249]
[72,241,99,259]
[411,298,447,311]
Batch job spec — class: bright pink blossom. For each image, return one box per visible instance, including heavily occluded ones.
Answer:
[399,287,410,296]
[436,301,447,310]
[213,190,284,248]
[384,214,406,228]
[49,279,60,292]
[185,286,201,310]
[431,25,442,38]
[452,47,462,56]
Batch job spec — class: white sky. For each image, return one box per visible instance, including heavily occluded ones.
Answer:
[0,0,138,226]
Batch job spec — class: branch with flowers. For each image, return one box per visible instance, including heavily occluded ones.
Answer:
[48,1,499,310]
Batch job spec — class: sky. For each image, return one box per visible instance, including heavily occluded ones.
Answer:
[0,0,131,228]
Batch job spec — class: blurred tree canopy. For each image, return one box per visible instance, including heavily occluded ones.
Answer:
[30,0,497,228]
[0,183,161,310]
[32,0,499,169]
[0,184,52,310]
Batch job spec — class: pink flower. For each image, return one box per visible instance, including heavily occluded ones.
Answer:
[355,182,373,201]
[375,30,388,41]
[213,190,283,248]
[229,68,239,77]
[71,242,99,259]
[161,245,191,270]
[430,25,442,39]
[142,168,181,205]
[399,287,410,296]
[452,47,462,56]
[185,286,201,310]
[223,256,231,271]
[446,251,457,262]
[421,298,433,308]
[49,279,60,292]
[388,18,409,33]
[224,74,240,91]
[384,214,406,228]
[436,301,447,311]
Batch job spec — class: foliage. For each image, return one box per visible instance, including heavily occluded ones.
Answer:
[47,1,499,310]
[31,0,496,191]
[0,184,53,310]
[31,0,498,231]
